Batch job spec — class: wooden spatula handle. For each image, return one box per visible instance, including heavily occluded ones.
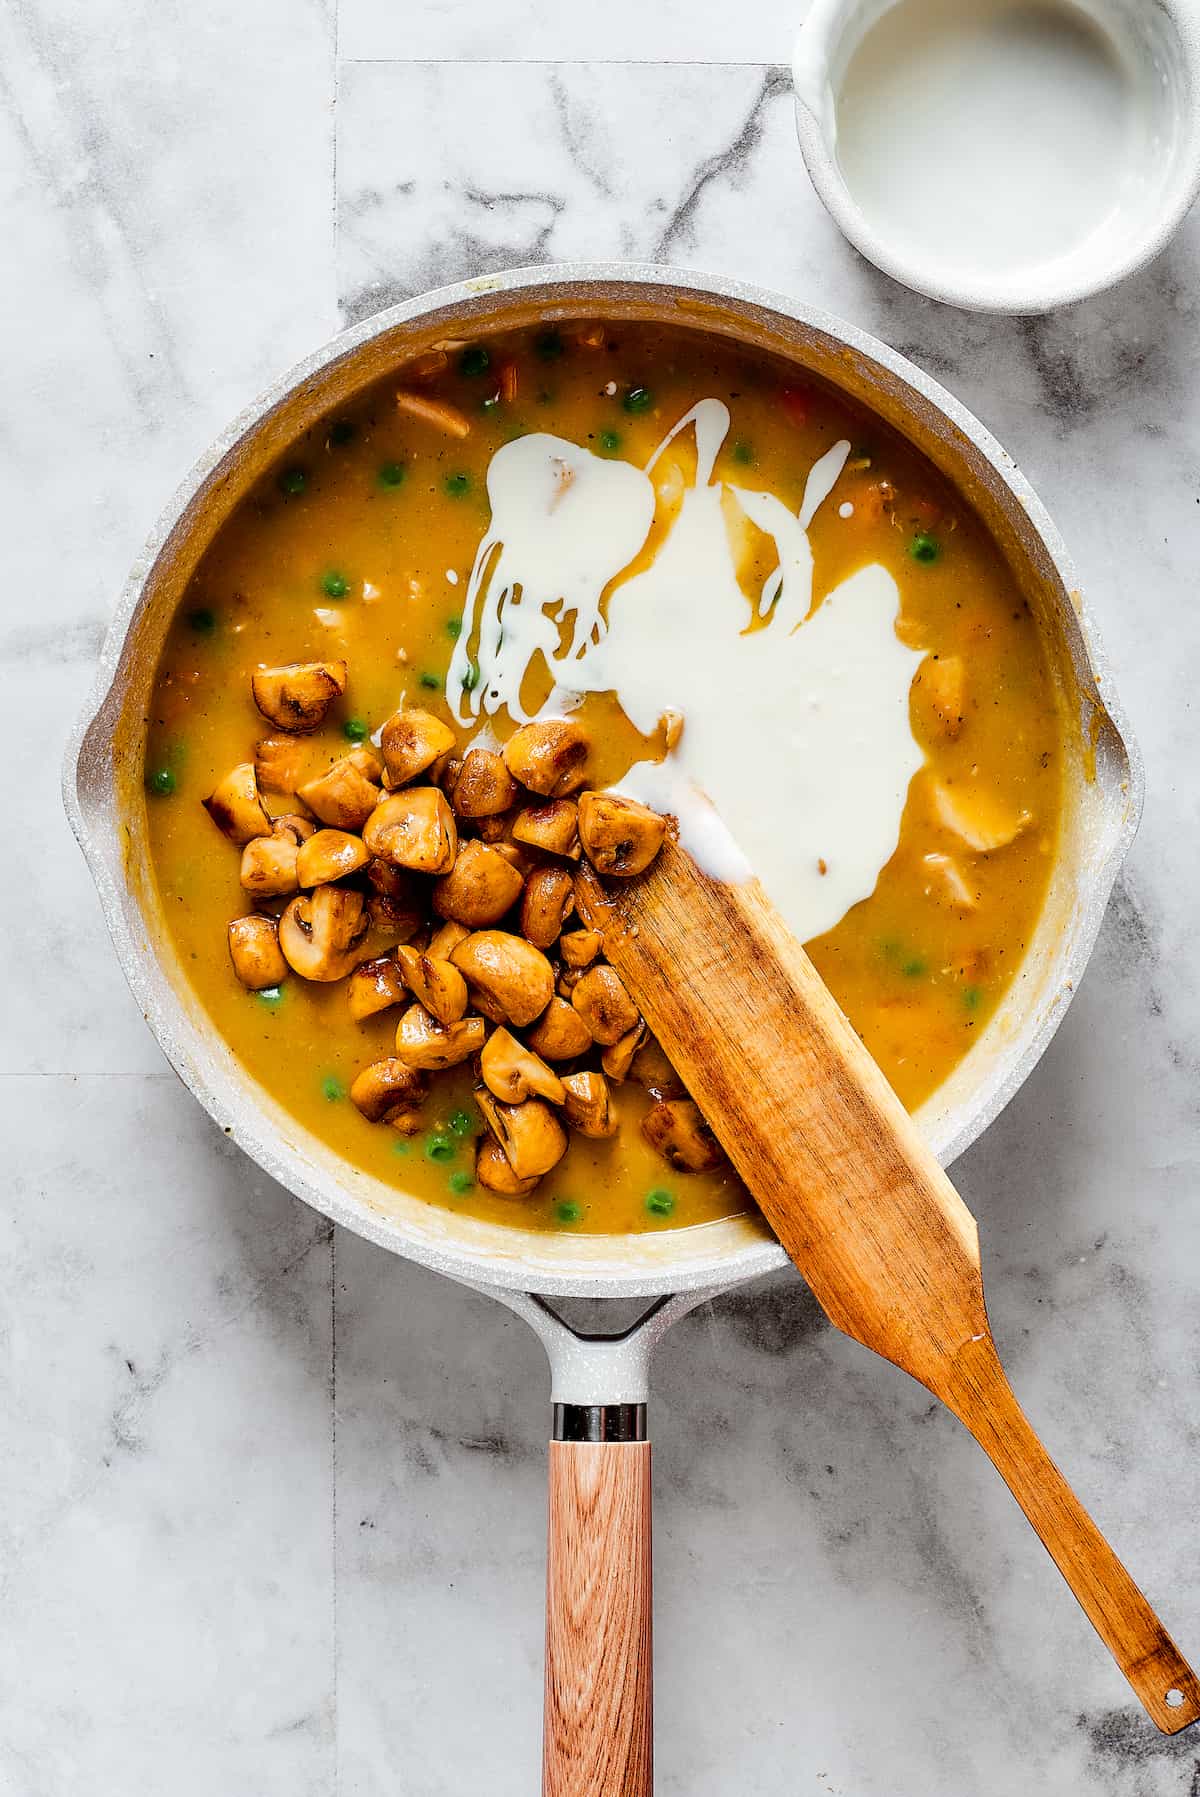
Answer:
[943,1342,1199,1734]
[544,1441,653,1796]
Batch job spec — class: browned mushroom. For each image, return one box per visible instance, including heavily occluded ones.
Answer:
[227,915,288,990]
[641,1098,725,1172]
[450,931,554,1028]
[349,1059,428,1133]
[571,964,639,1045]
[476,1091,568,1180]
[296,828,370,888]
[393,1003,486,1070]
[502,719,590,797]
[278,885,369,981]
[453,748,518,817]
[431,839,523,927]
[379,708,456,788]
[363,787,457,874]
[251,659,348,733]
[917,654,967,739]
[526,996,593,1062]
[203,762,271,845]
[480,1028,566,1105]
[238,815,309,897]
[577,791,666,877]
[561,1070,619,1138]
[427,919,471,961]
[511,798,581,858]
[395,944,469,1025]
[601,1018,647,1084]
[518,866,574,950]
[298,750,382,832]
[254,735,309,795]
[347,955,408,1021]
[475,1137,540,1197]
[559,927,602,970]
[629,1035,686,1101]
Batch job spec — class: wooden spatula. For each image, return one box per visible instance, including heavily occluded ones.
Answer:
[576,840,1198,1734]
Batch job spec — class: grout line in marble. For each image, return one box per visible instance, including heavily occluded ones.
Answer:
[337,55,789,69]
[333,0,342,307]
[0,1070,178,1082]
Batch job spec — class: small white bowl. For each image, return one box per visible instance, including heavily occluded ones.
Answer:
[794,0,1200,313]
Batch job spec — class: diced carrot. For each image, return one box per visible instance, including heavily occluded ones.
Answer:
[500,360,518,403]
[779,387,811,426]
[910,495,943,529]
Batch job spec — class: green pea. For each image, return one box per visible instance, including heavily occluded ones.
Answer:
[279,466,307,496]
[555,1200,582,1225]
[461,663,480,694]
[256,986,284,1007]
[445,615,463,640]
[599,430,621,455]
[535,329,564,361]
[426,1133,455,1163]
[343,717,369,743]
[910,532,941,564]
[320,570,350,599]
[645,1188,675,1217]
[448,1109,474,1137]
[322,1075,346,1103]
[419,671,441,692]
[448,1170,474,1195]
[901,956,927,978]
[732,439,754,466]
[963,985,983,1013]
[187,606,216,635]
[329,419,355,447]
[623,386,653,415]
[378,460,406,488]
[392,1139,411,1157]
[444,472,471,498]
[146,767,176,797]
[459,346,490,377]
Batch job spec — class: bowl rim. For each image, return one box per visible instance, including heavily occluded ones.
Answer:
[62,260,1144,1298]
[792,0,1200,314]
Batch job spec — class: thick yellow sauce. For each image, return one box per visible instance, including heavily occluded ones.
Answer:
[144,322,1062,1234]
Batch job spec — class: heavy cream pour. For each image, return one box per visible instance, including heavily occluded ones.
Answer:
[446,400,923,942]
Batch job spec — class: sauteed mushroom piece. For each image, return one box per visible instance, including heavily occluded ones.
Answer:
[922,850,980,913]
[394,1003,486,1070]
[298,750,382,832]
[476,1091,568,1180]
[630,1035,686,1100]
[296,828,370,888]
[427,919,470,960]
[601,1018,647,1084]
[480,1027,566,1105]
[571,963,639,1045]
[363,788,458,874]
[239,815,310,897]
[228,914,288,990]
[559,927,602,970]
[347,955,409,1021]
[349,1059,428,1133]
[453,748,518,817]
[526,996,593,1061]
[475,1137,540,1198]
[642,1098,726,1172]
[502,719,590,797]
[578,792,666,878]
[450,931,555,1028]
[395,391,472,438]
[395,944,469,1026]
[930,780,1031,854]
[380,707,456,788]
[511,798,581,859]
[251,659,347,733]
[561,1070,619,1138]
[254,735,309,795]
[519,866,575,950]
[432,839,524,926]
[278,885,369,981]
[203,762,271,845]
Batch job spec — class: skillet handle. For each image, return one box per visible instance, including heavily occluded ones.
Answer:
[543,1405,653,1796]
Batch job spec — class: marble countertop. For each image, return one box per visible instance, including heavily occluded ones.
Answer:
[7,0,1200,1789]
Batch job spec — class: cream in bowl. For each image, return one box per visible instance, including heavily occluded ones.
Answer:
[794,0,1200,312]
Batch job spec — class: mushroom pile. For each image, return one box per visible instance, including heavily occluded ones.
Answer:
[204,658,727,1199]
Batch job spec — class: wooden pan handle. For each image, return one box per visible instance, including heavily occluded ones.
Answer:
[942,1342,1199,1733]
[544,1440,653,1796]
